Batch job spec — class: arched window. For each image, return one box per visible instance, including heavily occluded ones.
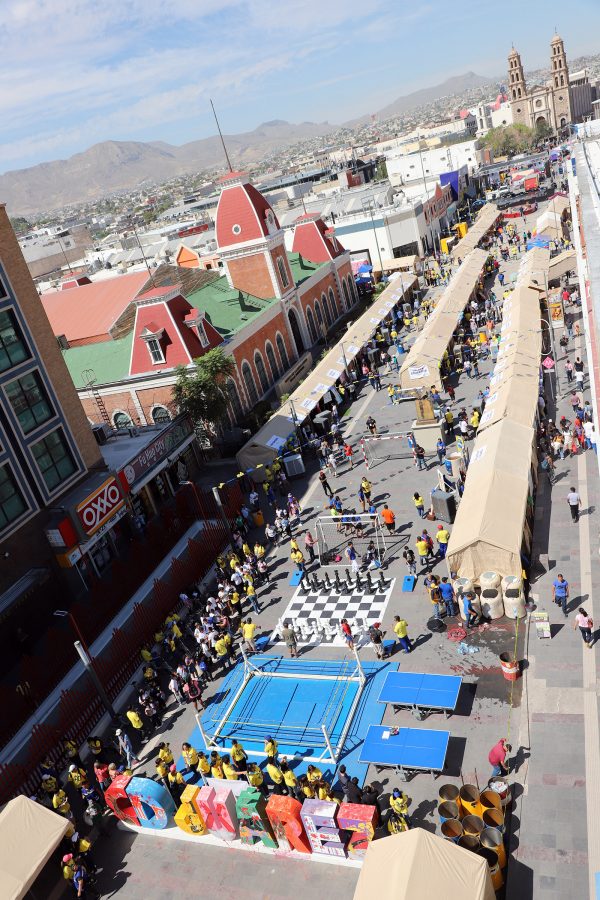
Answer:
[276,333,290,371]
[276,256,290,289]
[287,310,304,355]
[226,378,243,420]
[321,292,332,327]
[314,300,324,330]
[241,361,258,406]
[113,410,132,429]
[343,279,351,310]
[254,351,270,394]
[328,287,338,320]
[351,277,359,305]
[265,342,279,380]
[306,307,317,344]
[151,405,171,424]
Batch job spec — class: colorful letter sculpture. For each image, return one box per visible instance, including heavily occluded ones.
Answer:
[337,803,378,860]
[104,774,140,827]
[300,799,350,857]
[197,786,239,841]
[174,785,208,835]
[266,794,311,854]
[126,776,175,830]
[236,788,278,849]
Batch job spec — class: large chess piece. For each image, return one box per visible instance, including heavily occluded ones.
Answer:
[378,571,386,590]
[334,570,342,592]
[300,577,310,595]
[344,568,353,591]
[324,571,332,589]
[365,570,373,591]
[355,571,362,590]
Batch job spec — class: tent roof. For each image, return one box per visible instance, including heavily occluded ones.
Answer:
[236,275,418,472]
[451,203,500,262]
[399,249,488,390]
[0,796,69,900]
[373,255,420,273]
[353,829,495,900]
[548,249,576,282]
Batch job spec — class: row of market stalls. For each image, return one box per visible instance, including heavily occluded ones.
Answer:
[450,203,501,263]
[446,248,550,581]
[236,275,418,475]
[398,249,489,393]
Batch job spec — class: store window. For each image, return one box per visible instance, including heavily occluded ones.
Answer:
[5,370,54,434]
[113,411,133,429]
[0,464,27,530]
[276,334,289,371]
[0,309,30,373]
[151,406,171,424]
[32,429,76,491]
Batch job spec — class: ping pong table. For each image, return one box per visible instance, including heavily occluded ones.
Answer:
[377,671,462,718]
[358,724,450,780]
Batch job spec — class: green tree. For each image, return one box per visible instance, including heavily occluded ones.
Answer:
[10,216,31,235]
[173,348,235,429]
[482,124,534,157]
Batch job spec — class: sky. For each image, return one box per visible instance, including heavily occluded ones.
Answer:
[1,0,599,173]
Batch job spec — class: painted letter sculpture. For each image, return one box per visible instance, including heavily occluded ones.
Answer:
[196,785,239,841]
[126,776,175,830]
[300,799,350,857]
[266,794,311,854]
[337,802,378,860]
[236,787,278,849]
[174,785,208,835]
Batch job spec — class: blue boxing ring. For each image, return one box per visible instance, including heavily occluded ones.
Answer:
[197,649,366,764]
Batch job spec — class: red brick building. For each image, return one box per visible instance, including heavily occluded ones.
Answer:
[56,173,357,429]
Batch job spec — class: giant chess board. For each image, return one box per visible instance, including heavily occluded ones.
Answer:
[270,574,396,648]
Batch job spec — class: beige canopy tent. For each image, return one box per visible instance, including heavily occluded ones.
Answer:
[547,194,571,218]
[548,249,576,283]
[236,276,417,475]
[535,210,566,240]
[446,419,536,580]
[398,250,487,392]
[373,254,421,274]
[0,796,69,899]
[353,829,495,900]
[451,203,500,262]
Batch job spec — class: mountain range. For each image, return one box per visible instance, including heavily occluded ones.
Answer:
[2,72,498,216]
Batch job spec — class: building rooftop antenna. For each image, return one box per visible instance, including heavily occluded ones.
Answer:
[210,99,233,173]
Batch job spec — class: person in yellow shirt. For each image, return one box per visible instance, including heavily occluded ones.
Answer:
[155,758,170,790]
[64,739,83,768]
[210,752,224,779]
[68,765,88,790]
[413,492,425,518]
[41,774,58,796]
[168,764,186,801]
[181,743,199,771]
[214,635,231,668]
[279,759,298,796]
[222,754,240,780]
[245,582,259,614]
[393,615,413,653]
[298,775,315,799]
[254,542,265,559]
[87,736,102,759]
[52,789,72,818]
[241,618,258,652]
[197,751,211,776]
[306,764,322,784]
[290,537,299,552]
[140,645,153,664]
[291,548,305,572]
[415,537,429,570]
[266,760,285,794]
[470,409,480,431]
[436,525,450,559]
[390,788,410,818]
[231,740,248,776]
[158,742,174,766]
[126,708,147,740]
[264,736,278,760]
[247,763,269,797]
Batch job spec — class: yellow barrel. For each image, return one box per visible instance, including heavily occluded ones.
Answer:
[438,783,460,808]
[480,790,502,815]
[458,835,479,852]
[478,847,504,891]
[483,808,505,834]
[481,827,507,869]
[438,801,460,824]
[441,819,463,842]
[462,814,484,838]
[459,784,482,817]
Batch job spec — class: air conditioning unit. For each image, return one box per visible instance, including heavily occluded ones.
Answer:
[56,334,70,351]
[92,423,111,445]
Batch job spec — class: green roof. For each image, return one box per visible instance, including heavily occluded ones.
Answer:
[62,332,133,388]
[186,277,277,338]
[287,251,326,286]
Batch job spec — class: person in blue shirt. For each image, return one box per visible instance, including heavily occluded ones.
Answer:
[436,438,446,464]
[439,577,457,617]
[462,592,478,629]
[552,574,570,617]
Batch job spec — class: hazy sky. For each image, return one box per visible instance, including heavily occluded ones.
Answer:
[1,0,599,173]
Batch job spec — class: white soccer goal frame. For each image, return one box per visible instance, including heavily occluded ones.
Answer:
[315,512,387,568]
[197,646,367,764]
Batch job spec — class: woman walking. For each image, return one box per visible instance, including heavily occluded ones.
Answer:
[574,607,594,648]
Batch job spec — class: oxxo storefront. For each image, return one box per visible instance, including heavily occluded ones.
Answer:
[45,473,129,588]
[115,416,199,522]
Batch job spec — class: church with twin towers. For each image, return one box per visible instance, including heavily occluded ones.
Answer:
[508,34,573,131]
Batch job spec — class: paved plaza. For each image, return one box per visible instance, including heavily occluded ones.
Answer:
[57,217,600,900]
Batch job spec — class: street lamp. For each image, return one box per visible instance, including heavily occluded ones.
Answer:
[54,610,116,718]
[532,270,561,394]
[54,609,91,660]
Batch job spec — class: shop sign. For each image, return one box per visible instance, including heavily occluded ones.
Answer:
[77,476,124,537]
[79,505,127,554]
[121,417,195,487]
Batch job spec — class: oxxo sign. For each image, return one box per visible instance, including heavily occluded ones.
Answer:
[76,477,124,537]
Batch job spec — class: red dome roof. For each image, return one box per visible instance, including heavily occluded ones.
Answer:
[216,175,281,249]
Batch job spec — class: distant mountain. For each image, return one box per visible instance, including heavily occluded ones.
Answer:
[0,120,335,216]
[345,71,496,126]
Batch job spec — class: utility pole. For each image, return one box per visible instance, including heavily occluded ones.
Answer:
[210,99,233,173]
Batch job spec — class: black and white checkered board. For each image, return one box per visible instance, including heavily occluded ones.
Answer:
[271,578,395,647]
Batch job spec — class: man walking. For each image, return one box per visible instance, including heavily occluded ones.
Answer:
[116,729,137,769]
[415,535,429,570]
[567,487,581,522]
[242,617,259,652]
[319,469,333,498]
[462,591,478,629]
[281,622,298,658]
[345,541,360,575]
[552,573,570,617]
[381,504,396,534]
[402,546,417,575]
[488,738,511,777]
[393,616,412,653]
[436,524,450,558]
[439,577,457,617]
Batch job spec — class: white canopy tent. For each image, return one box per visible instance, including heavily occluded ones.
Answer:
[353,829,495,900]
[451,203,500,262]
[0,796,69,900]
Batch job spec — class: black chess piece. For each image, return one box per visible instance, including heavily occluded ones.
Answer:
[379,571,386,590]
[324,571,332,589]
[311,573,320,591]
[365,570,373,591]
[334,570,342,592]
[355,571,362,590]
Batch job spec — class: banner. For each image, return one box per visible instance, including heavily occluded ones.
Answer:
[408,364,430,380]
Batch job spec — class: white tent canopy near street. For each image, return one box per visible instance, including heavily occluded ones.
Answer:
[236,275,418,475]
[451,203,500,263]
[0,796,69,899]
[353,828,495,900]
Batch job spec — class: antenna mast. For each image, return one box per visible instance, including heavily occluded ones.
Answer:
[210,99,233,173]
